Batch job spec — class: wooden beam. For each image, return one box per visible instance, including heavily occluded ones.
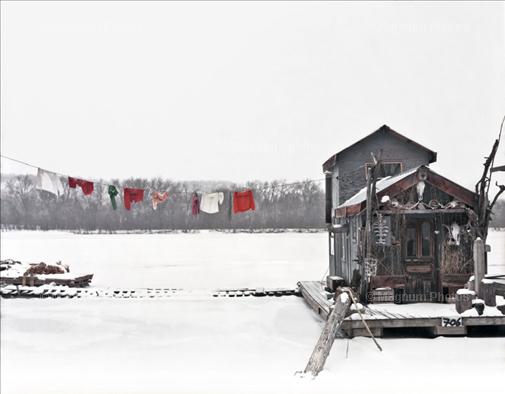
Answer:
[378,208,467,215]
[427,171,478,208]
[304,291,351,376]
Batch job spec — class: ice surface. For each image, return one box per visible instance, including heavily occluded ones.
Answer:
[0,231,328,289]
[1,230,504,394]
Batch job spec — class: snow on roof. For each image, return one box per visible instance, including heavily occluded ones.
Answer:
[338,166,421,209]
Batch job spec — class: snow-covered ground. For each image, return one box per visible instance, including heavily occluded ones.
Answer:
[0,231,329,288]
[1,230,504,394]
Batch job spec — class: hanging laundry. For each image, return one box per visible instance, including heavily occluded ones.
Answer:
[191,192,200,216]
[200,192,224,214]
[68,177,94,196]
[36,168,64,196]
[123,188,144,210]
[108,185,119,210]
[233,190,255,214]
[151,191,169,210]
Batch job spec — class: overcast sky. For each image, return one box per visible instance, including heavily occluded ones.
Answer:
[1,1,504,193]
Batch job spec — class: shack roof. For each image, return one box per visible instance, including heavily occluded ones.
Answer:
[338,166,419,208]
[335,165,478,218]
[322,125,437,173]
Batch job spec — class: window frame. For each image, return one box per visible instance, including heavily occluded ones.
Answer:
[365,161,403,179]
[404,220,433,259]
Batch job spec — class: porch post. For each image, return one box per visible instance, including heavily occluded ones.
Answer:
[473,237,485,296]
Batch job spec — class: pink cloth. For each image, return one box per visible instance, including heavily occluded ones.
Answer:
[151,191,169,210]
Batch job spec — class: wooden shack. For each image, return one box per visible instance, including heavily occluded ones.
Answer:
[324,125,479,303]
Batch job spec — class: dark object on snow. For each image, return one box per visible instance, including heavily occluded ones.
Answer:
[480,281,496,306]
[0,259,22,271]
[25,262,68,275]
[473,300,485,316]
[326,275,344,292]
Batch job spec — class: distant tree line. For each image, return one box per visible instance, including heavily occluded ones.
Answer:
[0,174,325,230]
[490,199,505,228]
[1,174,504,231]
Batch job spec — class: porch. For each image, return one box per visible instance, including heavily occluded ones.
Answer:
[298,281,505,338]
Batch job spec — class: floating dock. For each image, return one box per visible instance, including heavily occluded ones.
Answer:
[298,281,505,337]
[0,285,299,299]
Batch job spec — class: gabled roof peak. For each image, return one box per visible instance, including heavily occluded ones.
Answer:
[335,165,478,217]
[323,125,437,172]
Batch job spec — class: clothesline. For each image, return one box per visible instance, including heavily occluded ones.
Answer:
[0,153,327,193]
[0,153,328,214]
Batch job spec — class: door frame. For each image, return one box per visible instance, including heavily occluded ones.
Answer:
[403,218,437,302]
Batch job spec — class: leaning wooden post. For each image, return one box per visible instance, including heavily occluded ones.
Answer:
[473,237,485,296]
[304,290,351,376]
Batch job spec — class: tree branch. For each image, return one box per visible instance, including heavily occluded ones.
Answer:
[489,183,505,211]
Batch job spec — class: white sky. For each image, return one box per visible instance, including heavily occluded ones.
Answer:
[1,1,504,193]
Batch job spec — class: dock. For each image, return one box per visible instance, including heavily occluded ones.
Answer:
[0,285,300,299]
[0,274,93,288]
[298,281,505,337]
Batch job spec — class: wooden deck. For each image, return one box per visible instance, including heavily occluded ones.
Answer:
[298,281,505,337]
[0,285,299,299]
[0,274,93,287]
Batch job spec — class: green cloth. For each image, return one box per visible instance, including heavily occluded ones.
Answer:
[108,185,119,210]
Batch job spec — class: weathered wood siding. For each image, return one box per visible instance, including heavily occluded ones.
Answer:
[330,130,435,207]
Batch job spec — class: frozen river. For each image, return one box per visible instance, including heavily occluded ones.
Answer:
[1,229,503,289]
[1,230,504,394]
[0,231,330,289]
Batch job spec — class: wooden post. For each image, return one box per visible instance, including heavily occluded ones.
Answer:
[362,167,373,302]
[304,291,351,376]
[480,279,496,306]
[474,238,485,296]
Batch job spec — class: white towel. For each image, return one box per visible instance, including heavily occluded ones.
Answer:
[36,168,64,196]
[200,192,224,214]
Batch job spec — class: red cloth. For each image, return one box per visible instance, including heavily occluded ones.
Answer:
[191,192,200,215]
[68,177,94,196]
[233,190,255,214]
[124,188,145,210]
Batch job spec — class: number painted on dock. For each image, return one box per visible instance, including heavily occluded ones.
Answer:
[441,317,464,327]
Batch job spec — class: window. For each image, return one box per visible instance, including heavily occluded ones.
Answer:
[365,162,403,179]
[405,221,432,258]
[406,227,417,257]
[325,175,332,224]
[421,222,431,256]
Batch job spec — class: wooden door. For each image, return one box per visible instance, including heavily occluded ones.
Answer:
[404,219,436,302]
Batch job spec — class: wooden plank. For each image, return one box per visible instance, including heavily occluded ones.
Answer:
[298,281,331,320]
[432,326,467,336]
[351,327,384,338]
[342,315,505,330]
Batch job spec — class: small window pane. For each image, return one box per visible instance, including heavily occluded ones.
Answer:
[406,227,417,257]
[421,222,431,256]
[379,163,402,178]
